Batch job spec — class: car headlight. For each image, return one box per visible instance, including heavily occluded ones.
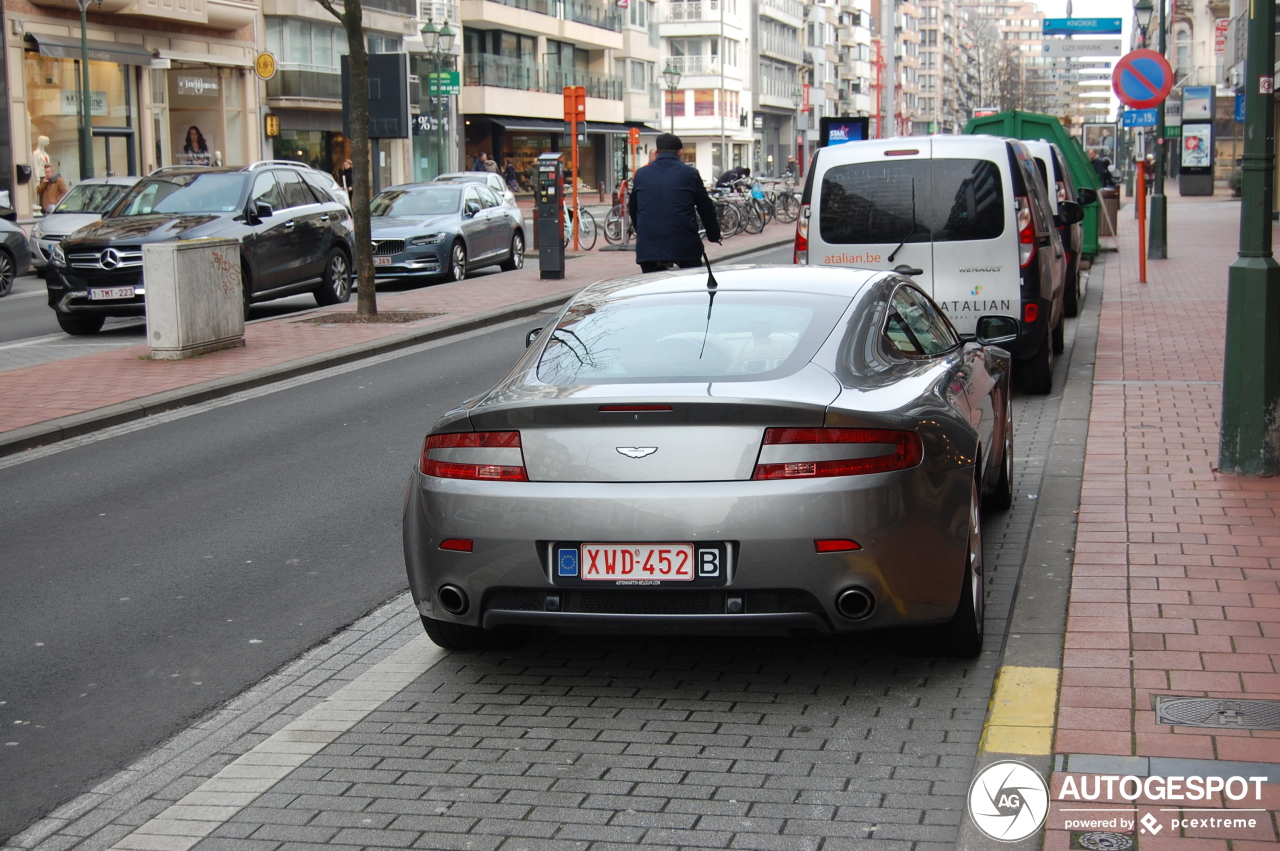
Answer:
[31,224,42,239]
[50,243,67,268]
[409,234,445,246]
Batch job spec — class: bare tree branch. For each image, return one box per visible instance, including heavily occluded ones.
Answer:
[315,0,343,23]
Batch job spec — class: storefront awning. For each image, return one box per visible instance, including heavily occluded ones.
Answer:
[488,117,565,133]
[150,49,253,69]
[24,33,156,67]
[585,121,661,134]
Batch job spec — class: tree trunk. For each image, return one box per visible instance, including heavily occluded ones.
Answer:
[340,0,376,316]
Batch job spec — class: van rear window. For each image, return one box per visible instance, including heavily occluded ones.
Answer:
[819,159,1005,245]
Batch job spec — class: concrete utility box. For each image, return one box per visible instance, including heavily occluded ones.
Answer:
[144,238,245,360]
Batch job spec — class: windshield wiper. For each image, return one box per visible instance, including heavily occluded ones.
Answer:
[886,178,917,263]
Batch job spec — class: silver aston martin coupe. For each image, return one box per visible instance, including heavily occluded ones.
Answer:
[403,265,1018,656]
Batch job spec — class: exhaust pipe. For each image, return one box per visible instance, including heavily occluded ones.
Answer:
[437,584,469,615]
[836,587,874,620]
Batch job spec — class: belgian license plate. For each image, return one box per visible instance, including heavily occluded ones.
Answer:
[373,256,392,266]
[87,286,134,300]
[551,542,730,587]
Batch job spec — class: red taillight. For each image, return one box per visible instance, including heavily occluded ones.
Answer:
[884,149,920,156]
[793,205,809,264]
[1024,303,1039,324]
[815,539,861,553]
[1016,196,1035,268]
[440,539,474,552]
[421,431,528,481]
[752,428,923,479]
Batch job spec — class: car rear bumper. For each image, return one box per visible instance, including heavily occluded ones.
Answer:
[403,466,973,636]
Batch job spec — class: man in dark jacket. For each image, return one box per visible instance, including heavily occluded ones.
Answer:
[628,133,721,273]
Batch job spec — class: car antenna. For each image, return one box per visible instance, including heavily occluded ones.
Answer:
[699,249,718,358]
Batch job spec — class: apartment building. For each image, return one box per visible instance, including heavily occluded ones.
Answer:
[4,0,260,217]
[916,0,970,133]
[831,0,873,123]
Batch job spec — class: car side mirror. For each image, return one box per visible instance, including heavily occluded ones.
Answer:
[1055,200,1084,226]
[975,315,1020,347]
[465,201,481,217]
[253,200,274,220]
[1076,187,1098,206]
[525,326,543,348]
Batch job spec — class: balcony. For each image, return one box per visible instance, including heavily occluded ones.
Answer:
[365,0,415,13]
[758,0,804,24]
[667,55,722,75]
[464,53,622,99]
[663,0,720,22]
[484,0,621,31]
[418,0,460,24]
[267,67,342,101]
[760,32,804,63]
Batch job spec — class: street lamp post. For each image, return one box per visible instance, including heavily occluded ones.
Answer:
[420,19,455,180]
[790,88,802,177]
[662,63,681,134]
[76,0,95,179]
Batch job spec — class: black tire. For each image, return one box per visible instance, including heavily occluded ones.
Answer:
[445,240,467,282]
[1051,315,1065,355]
[55,312,105,335]
[571,209,597,251]
[1063,262,1082,318]
[741,201,765,234]
[420,615,525,651]
[983,396,1014,511]
[1020,329,1054,395]
[930,479,984,657]
[775,192,799,224]
[0,249,15,297]
[241,261,254,320]
[603,209,623,244]
[718,203,741,237]
[314,248,352,306]
[499,230,525,272]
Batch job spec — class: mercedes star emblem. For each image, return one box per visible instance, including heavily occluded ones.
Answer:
[99,248,121,270]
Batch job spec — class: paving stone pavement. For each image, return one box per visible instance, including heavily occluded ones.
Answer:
[2,271,1093,850]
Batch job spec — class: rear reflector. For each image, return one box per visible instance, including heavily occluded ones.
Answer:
[753,428,923,479]
[815,539,861,553]
[1024,302,1039,324]
[421,431,528,481]
[439,539,473,552]
[599,405,673,412]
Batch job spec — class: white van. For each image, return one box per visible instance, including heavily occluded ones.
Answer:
[794,135,1081,394]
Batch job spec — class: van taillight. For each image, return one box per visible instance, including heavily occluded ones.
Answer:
[1016,196,1035,268]
[421,431,528,481]
[793,205,809,264]
[752,428,923,479]
[1056,182,1068,203]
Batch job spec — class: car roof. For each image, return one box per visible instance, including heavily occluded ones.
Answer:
[433,173,493,182]
[73,176,142,186]
[572,264,885,303]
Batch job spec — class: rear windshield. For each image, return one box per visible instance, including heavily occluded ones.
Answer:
[819,158,1005,245]
[536,291,848,385]
[115,174,247,216]
[54,183,132,215]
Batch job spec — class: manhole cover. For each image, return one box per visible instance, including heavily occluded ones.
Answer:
[1073,832,1135,850]
[1155,696,1280,729]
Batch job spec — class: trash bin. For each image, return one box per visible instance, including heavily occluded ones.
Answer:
[1099,187,1119,238]
[144,237,245,360]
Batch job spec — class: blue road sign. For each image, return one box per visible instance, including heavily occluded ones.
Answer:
[1235,94,1246,122]
[1043,17,1123,35]
[1112,49,1174,109]
[1122,108,1159,128]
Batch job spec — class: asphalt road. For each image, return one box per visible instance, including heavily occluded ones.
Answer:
[0,318,537,841]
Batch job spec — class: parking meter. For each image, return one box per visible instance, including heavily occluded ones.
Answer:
[535,153,565,280]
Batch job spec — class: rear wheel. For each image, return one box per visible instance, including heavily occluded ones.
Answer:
[445,241,467,282]
[1063,261,1082,317]
[55,312,105,335]
[420,615,525,651]
[741,201,765,234]
[603,208,623,244]
[313,248,352,306]
[1020,329,1054,395]
[929,479,984,657]
[574,209,598,251]
[0,249,14,297]
[775,192,799,223]
[499,230,524,272]
[717,202,741,237]
[1051,315,1065,355]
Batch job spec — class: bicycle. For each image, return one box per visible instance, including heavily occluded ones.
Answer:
[602,202,626,244]
[562,202,598,251]
[709,188,743,238]
[762,177,799,223]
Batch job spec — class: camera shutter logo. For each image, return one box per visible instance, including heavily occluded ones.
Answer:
[967,760,1050,842]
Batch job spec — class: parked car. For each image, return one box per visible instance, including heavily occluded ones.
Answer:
[45,162,354,335]
[29,176,141,277]
[1025,139,1098,318]
[795,134,1080,394]
[0,219,31,297]
[403,265,1018,655]
[369,182,524,282]
[431,171,520,212]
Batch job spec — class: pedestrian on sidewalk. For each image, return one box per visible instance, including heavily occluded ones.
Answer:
[627,133,721,274]
[35,164,68,214]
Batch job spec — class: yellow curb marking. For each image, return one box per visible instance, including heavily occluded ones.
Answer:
[979,665,1060,756]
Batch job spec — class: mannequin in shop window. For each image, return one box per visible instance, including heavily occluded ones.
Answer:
[32,136,50,171]
[180,126,211,166]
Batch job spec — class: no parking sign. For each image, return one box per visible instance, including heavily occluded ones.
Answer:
[1112,49,1174,110]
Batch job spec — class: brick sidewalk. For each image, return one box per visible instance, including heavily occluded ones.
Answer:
[0,222,793,443]
[1046,190,1280,847]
